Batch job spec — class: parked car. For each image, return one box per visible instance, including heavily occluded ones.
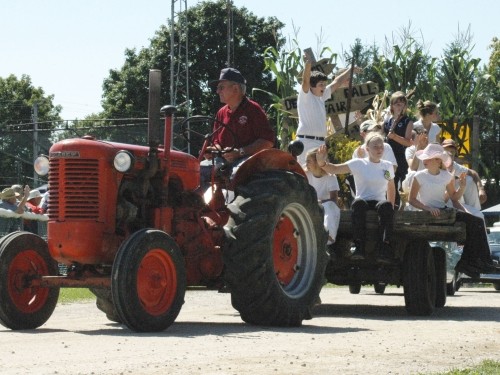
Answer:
[458,222,500,291]
[430,241,463,295]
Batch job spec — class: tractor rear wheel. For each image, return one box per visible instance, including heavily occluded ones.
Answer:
[403,240,436,316]
[223,171,328,327]
[111,229,186,332]
[0,232,59,329]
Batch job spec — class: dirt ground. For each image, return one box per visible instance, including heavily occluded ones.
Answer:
[1,286,499,375]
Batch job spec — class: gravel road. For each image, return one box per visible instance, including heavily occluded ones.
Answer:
[1,286,499,375]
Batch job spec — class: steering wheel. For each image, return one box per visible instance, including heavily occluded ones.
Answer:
[178,115,239,157]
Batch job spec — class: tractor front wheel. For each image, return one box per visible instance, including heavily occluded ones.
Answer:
[0,232,59,330]
[111,229,186,332]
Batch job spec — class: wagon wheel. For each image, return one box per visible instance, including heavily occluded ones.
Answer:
[403,240,436,316]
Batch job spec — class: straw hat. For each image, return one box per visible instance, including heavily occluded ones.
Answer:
[1,187,19,200]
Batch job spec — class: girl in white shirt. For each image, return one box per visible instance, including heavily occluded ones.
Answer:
[413,100,441,144]
[409,143,498,277]
[304,148,340,247]
[316,133,396,264]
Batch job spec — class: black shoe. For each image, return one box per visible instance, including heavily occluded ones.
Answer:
[469,259,500,274]
[328,243,340,261]
[350,241,365,260]
[376,242,397,265]
[455,260,481,278]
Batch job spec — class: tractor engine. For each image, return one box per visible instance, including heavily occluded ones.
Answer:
[172,201,225,285]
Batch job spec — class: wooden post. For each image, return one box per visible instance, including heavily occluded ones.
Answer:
[472,115,480,170]
[344,56,355,136]
[148,69,162,149]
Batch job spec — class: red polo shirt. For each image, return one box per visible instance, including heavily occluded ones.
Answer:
[213,97,275,149]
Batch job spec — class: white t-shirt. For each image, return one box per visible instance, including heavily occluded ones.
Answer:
[449,162,481,209]
[347,158,395,201]
[352,143,398,167]
[413,169,454,208]
[413,120,441,143]
[405,145,424,171]
[296,86,332,138]
[306,171,339,200]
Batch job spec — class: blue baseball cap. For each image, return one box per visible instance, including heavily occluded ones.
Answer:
[210,68,246,87]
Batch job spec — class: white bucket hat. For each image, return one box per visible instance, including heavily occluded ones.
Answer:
[27,189,43,201]
[416,143,452,168]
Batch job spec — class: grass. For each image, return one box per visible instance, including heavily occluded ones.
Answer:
[426,360,500,374]
[57,288,95,304]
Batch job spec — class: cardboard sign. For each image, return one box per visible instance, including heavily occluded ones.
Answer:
[298,58,336,83]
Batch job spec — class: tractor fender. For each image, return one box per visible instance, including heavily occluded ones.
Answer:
[231,148,306,189]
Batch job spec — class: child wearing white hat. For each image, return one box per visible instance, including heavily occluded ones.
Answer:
[408,143,499,277]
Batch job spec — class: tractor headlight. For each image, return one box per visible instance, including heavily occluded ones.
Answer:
[114,150,134,173]
[34,155,50,176]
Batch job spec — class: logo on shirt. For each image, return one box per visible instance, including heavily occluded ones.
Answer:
[383,170,391,180]
[238,116,248,125]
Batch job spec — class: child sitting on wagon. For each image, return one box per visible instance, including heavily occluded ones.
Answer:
[408,143,499,277]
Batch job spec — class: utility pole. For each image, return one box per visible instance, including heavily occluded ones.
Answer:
[226,0,233,67]
[170,0,190,152]
[32,102,40,187]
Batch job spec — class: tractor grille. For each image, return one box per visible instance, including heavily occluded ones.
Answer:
[48,158,100,219]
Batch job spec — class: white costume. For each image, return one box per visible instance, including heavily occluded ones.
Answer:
[306,170,340,244]
[296,87,332,166]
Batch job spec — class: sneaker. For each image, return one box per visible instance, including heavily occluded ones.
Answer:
[349,241,365,260]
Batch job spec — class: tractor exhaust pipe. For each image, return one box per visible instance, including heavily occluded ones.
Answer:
[148,69,162,149]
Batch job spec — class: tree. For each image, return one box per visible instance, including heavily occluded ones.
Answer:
[100,1,285,125]
[476,37,500,205]
[0,74,61,187]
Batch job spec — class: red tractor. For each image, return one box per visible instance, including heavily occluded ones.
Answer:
[0,71,328,332]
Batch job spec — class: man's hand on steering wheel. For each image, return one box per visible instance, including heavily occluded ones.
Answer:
[204,144,241,163]
[203,144,223,160]
[221,147,243,163]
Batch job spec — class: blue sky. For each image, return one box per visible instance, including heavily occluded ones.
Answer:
[1,0,498,120]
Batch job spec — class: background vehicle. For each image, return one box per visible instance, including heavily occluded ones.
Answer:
[459,222,500,291]
[0,70,328,332]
